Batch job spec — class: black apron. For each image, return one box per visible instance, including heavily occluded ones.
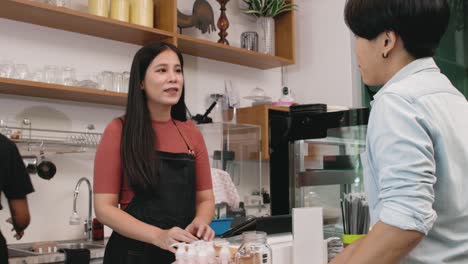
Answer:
[0,232,7,264]
[103,120,196,264]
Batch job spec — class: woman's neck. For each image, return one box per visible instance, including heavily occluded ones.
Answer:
[147,103,172,122]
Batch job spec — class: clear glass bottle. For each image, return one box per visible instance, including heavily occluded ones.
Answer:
[235,231,272,264]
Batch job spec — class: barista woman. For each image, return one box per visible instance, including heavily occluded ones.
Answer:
[94,42,215,264]
[0,133,34,263]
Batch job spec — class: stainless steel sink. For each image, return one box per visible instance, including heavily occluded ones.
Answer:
[57,242,105,250]
[8,248,36,258]
[9,243,57,255]
[8,241,105,257]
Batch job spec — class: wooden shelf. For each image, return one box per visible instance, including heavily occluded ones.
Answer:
[177,34,294,69]
[0,0,174,46]
[0,0,295,70]
[0,0,296,106]
[237,105,290,160]
[0,78,127,106]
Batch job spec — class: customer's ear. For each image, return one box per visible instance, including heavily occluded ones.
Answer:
[381,31,397,59]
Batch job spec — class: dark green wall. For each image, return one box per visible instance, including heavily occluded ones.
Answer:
[435,0,467,96]
[361,1,467,107]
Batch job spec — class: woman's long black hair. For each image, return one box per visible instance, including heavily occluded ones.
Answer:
[121,42,188,197]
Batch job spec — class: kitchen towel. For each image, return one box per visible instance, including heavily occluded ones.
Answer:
[211,168,240,208]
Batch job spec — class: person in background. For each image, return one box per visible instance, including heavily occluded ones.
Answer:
[0,133,34,263]
[331,0,468,263]
[94,42,215,264]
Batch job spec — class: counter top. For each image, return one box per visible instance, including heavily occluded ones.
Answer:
[7,233,307,264]
[8,238,106,264]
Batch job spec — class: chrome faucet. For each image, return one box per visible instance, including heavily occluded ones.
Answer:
[69,177,93,241]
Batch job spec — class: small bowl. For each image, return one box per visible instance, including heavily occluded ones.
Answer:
[243,87,272,101]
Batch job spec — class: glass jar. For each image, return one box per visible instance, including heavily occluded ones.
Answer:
[235,231,272,264]
[110,0,130,22]
[88,0,109,17]
[130,0,154,28]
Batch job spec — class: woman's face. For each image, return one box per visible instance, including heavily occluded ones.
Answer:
[142,49,184,107]
[354,34,387,86]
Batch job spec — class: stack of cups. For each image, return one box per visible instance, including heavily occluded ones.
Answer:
[96,71,130,93]
[43,66,77,86]
[0,60,14,78]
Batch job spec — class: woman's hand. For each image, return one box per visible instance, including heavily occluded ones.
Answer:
[6,218,24,240]
[154,227,198,253]
[185,218,215,241]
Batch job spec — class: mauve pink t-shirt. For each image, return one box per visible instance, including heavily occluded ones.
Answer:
[93,118,212,208]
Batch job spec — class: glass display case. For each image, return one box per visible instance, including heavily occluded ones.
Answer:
[292,108,369,237]
[197,122,267,215]
[269,106,369,236]
[293,125,367,209]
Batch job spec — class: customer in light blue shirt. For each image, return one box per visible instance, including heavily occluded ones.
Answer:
[331,1,468,264]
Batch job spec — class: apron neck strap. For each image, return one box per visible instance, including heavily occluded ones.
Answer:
[171,120,194,155]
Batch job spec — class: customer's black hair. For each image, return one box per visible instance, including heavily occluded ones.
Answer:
[344,0,450,58]
[122,42,188,197]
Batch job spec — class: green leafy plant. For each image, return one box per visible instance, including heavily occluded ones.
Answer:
[242,0,298,18]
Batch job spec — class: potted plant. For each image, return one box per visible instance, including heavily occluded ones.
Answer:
[242,0,297,55]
